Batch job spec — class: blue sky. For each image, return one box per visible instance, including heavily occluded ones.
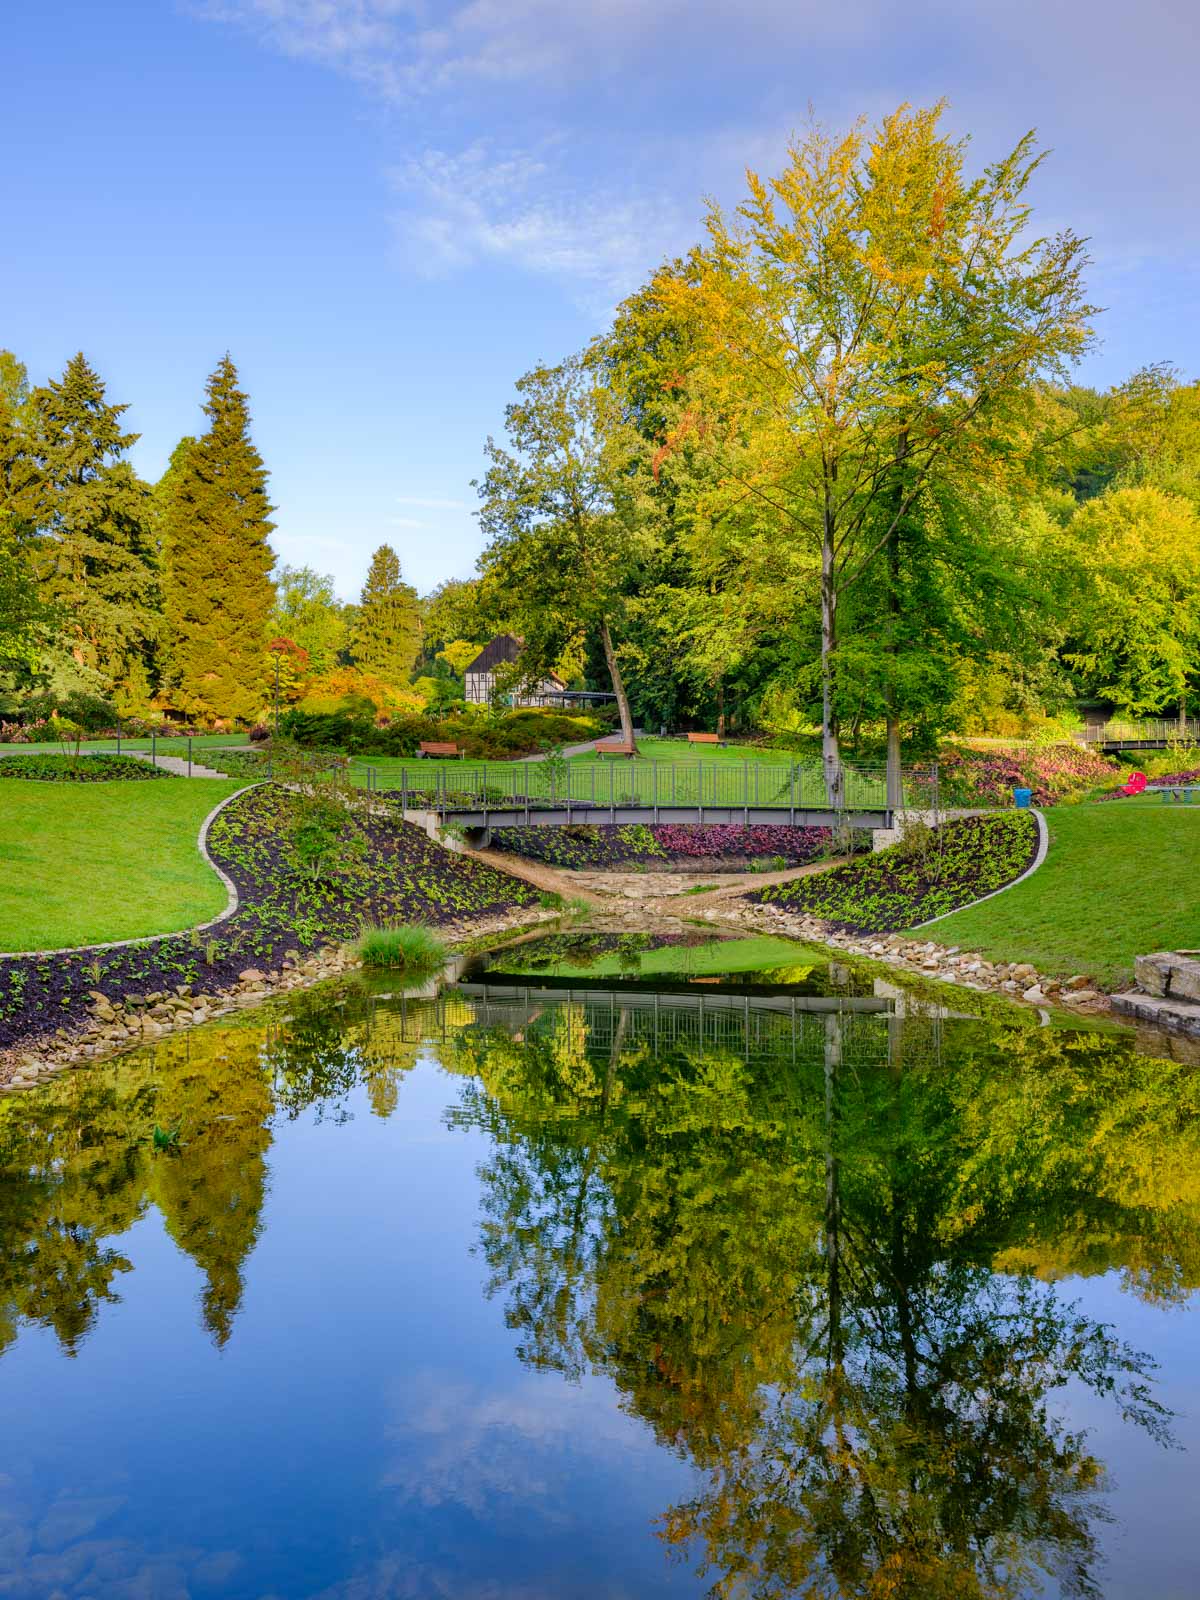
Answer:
[7,0,1197,600]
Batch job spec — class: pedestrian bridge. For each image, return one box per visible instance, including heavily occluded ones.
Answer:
[359,757,904,833]
[1078,719,1200,752]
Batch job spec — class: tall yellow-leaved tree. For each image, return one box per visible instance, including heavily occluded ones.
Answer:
[665,103,1094,801]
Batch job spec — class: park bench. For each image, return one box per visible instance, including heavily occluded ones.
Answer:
[687,731,723,746]
[417,741,463,759]
[1153,783,1200,803]
[595,738,636,759]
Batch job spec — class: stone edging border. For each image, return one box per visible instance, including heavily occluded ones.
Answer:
[914,808,1049,929]
[0,783,261,963]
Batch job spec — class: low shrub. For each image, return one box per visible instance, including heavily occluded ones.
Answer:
[0,753,173,782]
[921,743,1117,808]
[277,706,606,759]
[752,811,1039,933]
[248,723,271,743]
[356,922,447,971]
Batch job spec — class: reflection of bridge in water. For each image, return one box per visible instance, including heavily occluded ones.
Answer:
[364,979,953,1072]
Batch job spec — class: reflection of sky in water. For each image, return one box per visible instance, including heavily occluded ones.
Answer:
[0,970,1197,1598]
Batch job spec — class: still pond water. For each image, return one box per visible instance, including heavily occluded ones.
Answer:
[1,931,1198,1599]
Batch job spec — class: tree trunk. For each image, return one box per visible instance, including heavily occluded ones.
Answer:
[600,619,636,749]
[885,429,909,813]
[820,532,844,808]
[716,681,726,740]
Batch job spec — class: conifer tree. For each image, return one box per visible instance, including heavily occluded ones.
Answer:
[21,353,157,698]
[161,357,276,720]
[351,544,421,684]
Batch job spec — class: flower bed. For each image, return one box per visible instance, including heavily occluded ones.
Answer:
[919,744,1117,808]
[489,822,833,869]
[751,812,1039,933]
[0,753,173,782]
[0,784,536,1051]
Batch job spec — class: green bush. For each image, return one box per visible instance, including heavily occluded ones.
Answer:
[278,706,607,760]
[0,753,172,782]
[356,922,447,971]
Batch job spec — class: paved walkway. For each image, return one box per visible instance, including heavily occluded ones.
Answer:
[516,730,646,762]
[126,751,231,780]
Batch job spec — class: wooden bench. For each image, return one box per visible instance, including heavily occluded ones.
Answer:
[595,738,636,759]
[687,732,723,746]
[417,741,463,759]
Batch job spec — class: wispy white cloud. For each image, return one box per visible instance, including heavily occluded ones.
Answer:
[199,0,1200,313]
[391,141,688,304]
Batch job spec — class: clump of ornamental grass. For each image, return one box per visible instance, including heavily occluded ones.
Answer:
[356,922,447,972]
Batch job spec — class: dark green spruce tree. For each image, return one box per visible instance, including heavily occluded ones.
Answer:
[351,543,420,683]
[22,353,157,701]
[0,351,46,673]
[161,357,276,720]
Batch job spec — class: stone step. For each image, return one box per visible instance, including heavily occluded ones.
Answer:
[1134,950,1200,1003]
[1111,991,1200,1038]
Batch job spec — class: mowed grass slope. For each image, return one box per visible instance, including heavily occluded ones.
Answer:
[0,779,242,952]
[931,803,1200,988]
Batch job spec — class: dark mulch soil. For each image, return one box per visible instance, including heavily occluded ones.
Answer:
[0,784,537,1051]
[0,753,173,781]
[751,812,1039,934]
[490,822,834,870]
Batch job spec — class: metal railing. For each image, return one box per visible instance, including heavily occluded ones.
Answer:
[350,758,916,819]
[1078,719,1200,745]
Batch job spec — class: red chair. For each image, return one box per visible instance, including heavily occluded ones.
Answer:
[1121,771,1147,797]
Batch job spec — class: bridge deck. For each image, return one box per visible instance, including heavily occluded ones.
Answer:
[405,803,893,830]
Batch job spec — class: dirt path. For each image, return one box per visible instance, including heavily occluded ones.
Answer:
[462,845,849,922]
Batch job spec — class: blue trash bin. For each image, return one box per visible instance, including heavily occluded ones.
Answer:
[1013,787,1033,809]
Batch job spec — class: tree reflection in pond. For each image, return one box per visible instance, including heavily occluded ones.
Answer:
[447,996,1195,1599]
[0,969,1196,1598]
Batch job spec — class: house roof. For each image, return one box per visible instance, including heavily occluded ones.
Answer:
[465,634,522,674]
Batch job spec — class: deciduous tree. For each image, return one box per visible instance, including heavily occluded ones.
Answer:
[666,103,1094,798]
[476,355,651,747]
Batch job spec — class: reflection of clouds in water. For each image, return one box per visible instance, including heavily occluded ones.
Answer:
[0,1474,242,1598]
[307,1555,555,1599]
[380,1369,642,1517]
[303,1374,681,1598]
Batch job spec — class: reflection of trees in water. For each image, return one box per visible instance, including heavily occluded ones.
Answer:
[0,985,459,1359]
[0,1028,272,1352]
[451,1004,1198,1599]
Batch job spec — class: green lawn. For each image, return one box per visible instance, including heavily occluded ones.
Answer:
[0,779,242,952]
[4,733,241,757]
[931,802,1200,988]
[565,736,805,766]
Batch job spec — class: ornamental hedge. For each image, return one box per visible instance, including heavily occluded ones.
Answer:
[752,812,1039,933]
[0,753,173,782]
